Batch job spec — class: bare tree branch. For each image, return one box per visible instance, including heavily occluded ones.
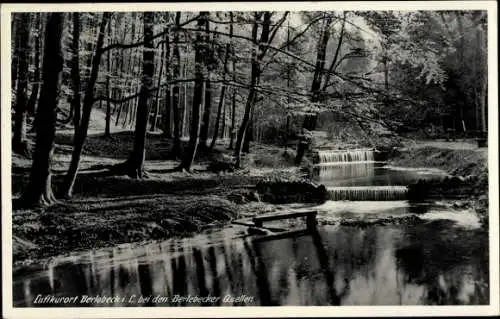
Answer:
[277,15,324,50]
[100,14,200,53]
[268,12,289,45]
[323,11,347,90]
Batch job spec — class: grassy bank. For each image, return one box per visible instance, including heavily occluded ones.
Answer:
[390,142,489,226]
[13,195,237,264]
[390,142,487,176]
[11,131,304,267]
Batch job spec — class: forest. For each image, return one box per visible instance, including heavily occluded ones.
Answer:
[11,10,488,206]
[7,8,494,309]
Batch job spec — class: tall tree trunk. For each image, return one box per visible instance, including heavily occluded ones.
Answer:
[243,100,256,154]
[210,85,226,150]
[456,12,466,130]
[199,13,212,148]
[310,15,331,97]
[472,34,480,132]
[476,23,487,135]
[12,13,31,156]
[112,13,123,117]
[234,11,288,165]
[210,75,227,151]
[228,63,236,149]
[104,15,112,138]
[322,12,346,90]
[122,103,129,127]
[151,24,167,132]
[183,84,189,137]
[383,56,389,90]
[116,12,137,127]
[124,12,156,178]
[171,83,181,155]
[11,15,20,92]
[21,13,64,207]
[234,87,257,168]
[199,80,212,147]
[115,102,123,126]
[234,13,269,168]
[179,63,187,138]
[284,115,290,152]
[220,93,226,139]
[27,13,41,116]
[295,14,332,165]
[162,87,171,137]
[210,13,232,150]
[127,88,138,128]
[84,15,98,88]
[61,13,110,198]
[28,14,45,133]
[179,12,209,171]
[162,30,172,138]
[113,16,126,125]
[70,12,81,134]
[284,17,291,153]
[480,79,487,133]
[130,98,137,128]
[171,12,182,158]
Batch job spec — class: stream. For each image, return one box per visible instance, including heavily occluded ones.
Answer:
[13,150,489,306]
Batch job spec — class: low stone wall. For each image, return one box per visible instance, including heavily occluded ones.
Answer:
[310,148,391,164]
[256,181,328,204]
[407,175,481,200]
[373,150,390,162]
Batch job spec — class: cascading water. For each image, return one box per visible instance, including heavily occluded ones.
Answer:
[327,186,408,201]
[317,149,375,164]
[313,148,413,201]
[314,162,376,182]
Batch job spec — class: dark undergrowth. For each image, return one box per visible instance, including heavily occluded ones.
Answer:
[12,170,264,199]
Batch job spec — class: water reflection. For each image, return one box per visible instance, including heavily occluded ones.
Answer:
[312,163,444,187]
[14,221,488,306]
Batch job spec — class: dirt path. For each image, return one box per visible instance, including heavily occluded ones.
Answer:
[408,139,487,153]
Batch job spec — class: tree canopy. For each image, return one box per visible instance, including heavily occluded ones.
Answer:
[10,10,488,206]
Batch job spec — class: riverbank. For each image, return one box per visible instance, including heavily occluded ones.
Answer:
[11,135,490,268]
[389,141,489,226]
[13,195,237,264]
[11,132,308,267]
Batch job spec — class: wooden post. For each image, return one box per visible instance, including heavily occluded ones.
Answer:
[306,214,317,231]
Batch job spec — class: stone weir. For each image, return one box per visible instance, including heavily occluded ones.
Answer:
[314,148,389,165]
[327,186,408,201]
[312,148,406,201]
[256,181,328,204]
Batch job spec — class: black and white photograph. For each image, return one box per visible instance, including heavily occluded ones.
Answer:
[1,1,498,318]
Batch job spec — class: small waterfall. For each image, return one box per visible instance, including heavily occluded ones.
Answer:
[314,148,407,201]
[317,149,375,164]
[327,186,408,201]
[314,162,375,182]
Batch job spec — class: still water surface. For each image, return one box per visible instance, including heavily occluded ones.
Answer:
[312,162,445,187]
